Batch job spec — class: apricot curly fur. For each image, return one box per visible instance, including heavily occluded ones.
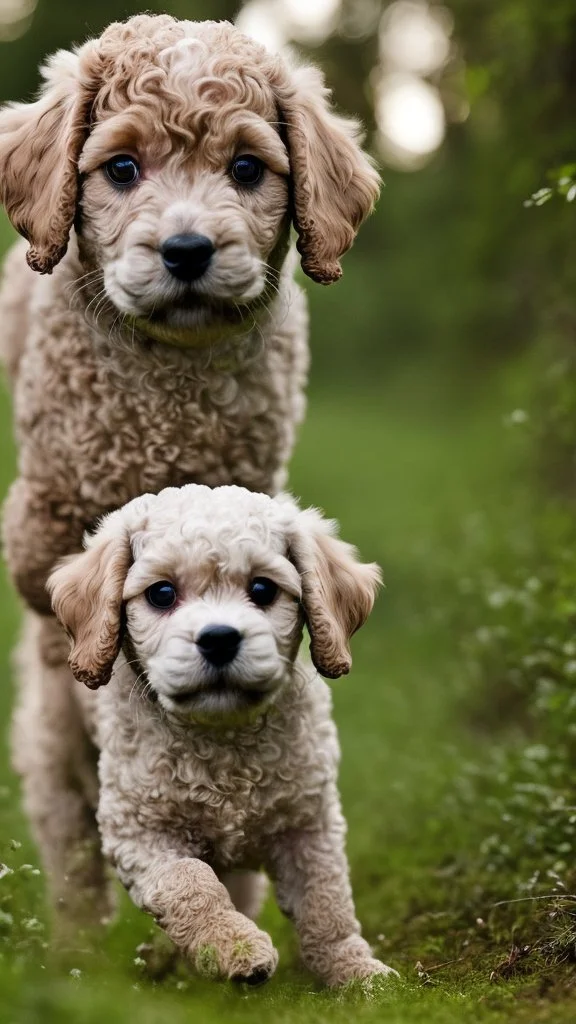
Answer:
[0,15,379,616]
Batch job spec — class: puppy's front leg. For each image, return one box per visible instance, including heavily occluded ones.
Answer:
[105,837,278,985]
[267,810,398,987]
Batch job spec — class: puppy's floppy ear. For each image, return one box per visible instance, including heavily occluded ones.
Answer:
[0,43,99,274]
[272,62,381,285]
[47,516,132,690]
[289,507,382,679]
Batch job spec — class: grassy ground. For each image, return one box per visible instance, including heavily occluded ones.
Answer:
[0,230,571,1020]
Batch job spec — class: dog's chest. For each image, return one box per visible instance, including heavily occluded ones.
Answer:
[141,729,331,865]
[19,294,305,506]
[83,353,288,502]
[98,687,338,867]
[161,738,323,863]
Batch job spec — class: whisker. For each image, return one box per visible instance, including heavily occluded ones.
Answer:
[83,285,108,317]
[127,667,155,727]
[92,295,111,329]
[67,270,105,310]
[261,262,282,281]
[261,271,291,329]
[65,268,103,295]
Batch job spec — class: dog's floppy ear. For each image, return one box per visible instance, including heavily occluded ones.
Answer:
[0,43,99,274]
[47,516,132,690]
[272,62,381,285]
[289,507,382,678]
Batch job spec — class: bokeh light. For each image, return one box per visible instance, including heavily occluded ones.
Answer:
[235,0,287,52]
[281,0,340,44]
[376,73,445,167]
[380,1,451,75]
[236,0,340,52]
[375,1,453,169]
[0,0,37,41]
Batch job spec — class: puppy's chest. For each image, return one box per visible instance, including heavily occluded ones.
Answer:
[107,716,337,866]
[175,745,328,861]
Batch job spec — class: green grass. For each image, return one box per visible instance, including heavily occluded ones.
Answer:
[0,229,571,1019]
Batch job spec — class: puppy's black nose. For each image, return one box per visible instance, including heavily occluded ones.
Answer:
[161,233,215,282]
[197,625,242,667]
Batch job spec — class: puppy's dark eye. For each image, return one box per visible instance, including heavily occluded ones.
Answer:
[145,581,177,610]
[105,155,140,188]
[230,155,265,187]
[248,577,278,607]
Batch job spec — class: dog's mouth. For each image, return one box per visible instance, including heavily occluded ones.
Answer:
[156,294,248,325]
[164,674,268,714]
[131,294,258,349]
[170,686,265,706]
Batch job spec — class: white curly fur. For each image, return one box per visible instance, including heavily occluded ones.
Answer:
[13,484,397,987]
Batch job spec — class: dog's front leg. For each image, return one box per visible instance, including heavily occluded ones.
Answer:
[103,835,278,985]
[3,476,85,614]
[266,813,398,987]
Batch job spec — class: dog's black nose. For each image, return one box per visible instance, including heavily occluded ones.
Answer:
[197,625,242,667]
[161,233,215,282]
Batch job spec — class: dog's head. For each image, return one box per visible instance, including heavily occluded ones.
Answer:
[48,484,381,724]
[0,15,380,347]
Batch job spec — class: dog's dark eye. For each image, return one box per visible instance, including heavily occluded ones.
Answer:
[145,581,177,610]
[105,155,140,188]
[248,577,278,607]
[230,155,265,187]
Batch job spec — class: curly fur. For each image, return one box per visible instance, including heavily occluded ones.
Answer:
[14,484,395,986]
[0,14,379,616]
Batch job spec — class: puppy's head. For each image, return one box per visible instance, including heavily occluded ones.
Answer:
[0,15,380,348]
[48,485,381,724]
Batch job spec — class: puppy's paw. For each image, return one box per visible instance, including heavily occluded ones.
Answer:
[349,957,399,979]
[336,965,401,1003]
[314,935,400,988]
[342,958,400,987]
[227,929,278,986]
[330,957,400,991]
[193,914,278,986]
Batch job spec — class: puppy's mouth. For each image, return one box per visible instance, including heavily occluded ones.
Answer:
[131,294,257,349]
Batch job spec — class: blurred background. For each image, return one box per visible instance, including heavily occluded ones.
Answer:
[1,1,576,1020]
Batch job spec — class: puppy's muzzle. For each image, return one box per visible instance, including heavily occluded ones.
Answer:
[161,233,215,282]
[196,625,242,667]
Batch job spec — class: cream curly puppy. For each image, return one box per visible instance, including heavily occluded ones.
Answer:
[0,13,379,614]
[13,484,396,987]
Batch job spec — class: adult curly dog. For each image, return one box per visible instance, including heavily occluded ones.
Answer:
[12,482,397,986]
[0,14,380,959]
[0,13,379,616]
